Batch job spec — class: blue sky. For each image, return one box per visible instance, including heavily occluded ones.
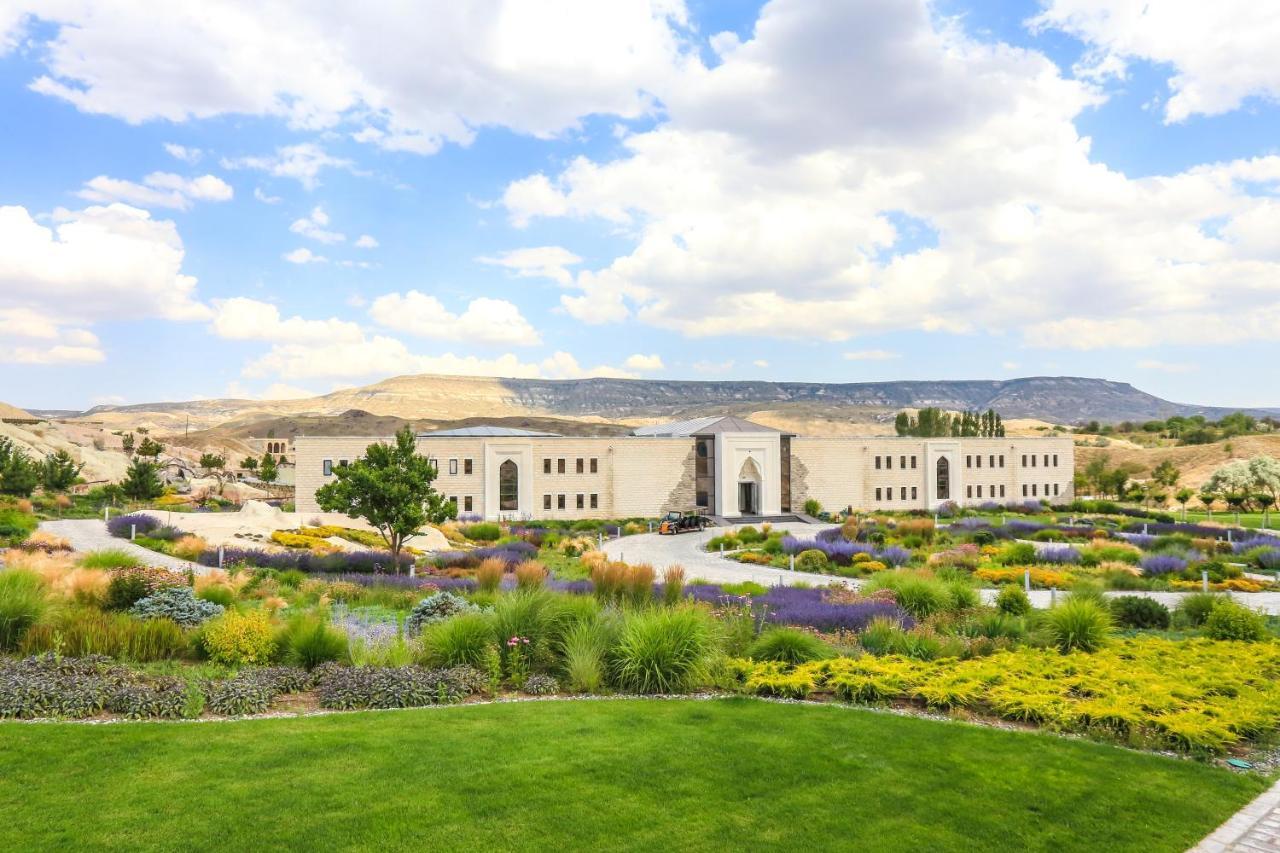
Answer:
[1,1,1278,411]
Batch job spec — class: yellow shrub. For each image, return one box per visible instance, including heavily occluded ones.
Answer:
[860,560,888,573]
[975,567,1072,589]
[852,552,872,563]
[737,551,774,565]
[171,534,208,561]
[270,530,335,551]
[201,610,275,665]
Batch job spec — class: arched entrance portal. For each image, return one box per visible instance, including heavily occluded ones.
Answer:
[936,456,950,501]
[499,459,519,512]
[737,457,762,515]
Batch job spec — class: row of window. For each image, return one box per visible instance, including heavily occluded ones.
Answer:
[1022,483,1062,497]
[875,486,919,502]
[965,484,1008,499]
[446,495,475,512]
[874,455,917,470]
[542,457,599,475]
[445,458,474,476]
[965,455,1005,469]
[321,459,349,476]
[1020,454,1060,468]
[543,493,599,510]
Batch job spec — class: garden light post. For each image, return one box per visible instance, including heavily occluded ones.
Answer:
[1024,569,1031,595]
[130,523,135,541]
[218,545,224,570]
[789,553,795,571]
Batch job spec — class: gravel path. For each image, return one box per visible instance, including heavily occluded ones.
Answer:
[604,525,1280,612]
[38,519,205,574]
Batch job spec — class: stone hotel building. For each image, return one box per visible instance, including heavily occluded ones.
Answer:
[294,418,1074,521]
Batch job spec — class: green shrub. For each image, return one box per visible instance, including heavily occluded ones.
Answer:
[0,569,47,652]
[944,580,980,611]
[1177,592,1223,627]
[492,589,571,656]
[747,627,831,663]
[277,615,348,669]
[130,586,222,627]
[859,616,906,655]
[611,607,714,693]
[196,585,235,607]
[995,584,1032,616]
[1045,599,1111,653]
[966,612,1026,642]
[405,591,477,636]
[461,522,501,542]
[0,508,37,546]
[78,549,142,570]
[996,542,1037,565]
[864,573,949,619]
[104,571,153,611]
[802,498,822,517]
[736,526,763,544]
[201,610,276,665]
[1109,596,1171,630]
[794,549,828,571]
[277,569,307,589]
[419,612,495,669]
[1205,601,1269,642]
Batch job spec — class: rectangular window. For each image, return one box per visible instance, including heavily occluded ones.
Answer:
[900,487,907,501]
[886,455,892,470]
[464,496,473,512]
[966,485,973,498]
[900,455,906,469]
[875,487,882,501]
[590,493,598,509]
[1032,484,1038,496]
[576,458,584,474]
[543,494,551,510]
[448,495,457,506]
[1054,483,1060,496]
[989,454,995,468]
[1000,485,1006,498]
[1053,454,1059,467]
[966,455,972,468]
[557,458,566,474]
[557,494,566,510]
[696,490,708,507]
[999,455,1005,467]
[1022,484,1028,497]
[590,458,598,473]
[339,459,349,467]
[543,458,551,474]
[1021,454,1027,467]
[1031,455,1037,467]
[911,486,918,499]
[576,493,584,509]
[976,455,982,468]
[322,459,332,476]
[911,455,917,469]
[449,459,458,475]
[464,459,473,475]
[1044,454,1049,467]
[875,456,881,470]
[977,485,983,498]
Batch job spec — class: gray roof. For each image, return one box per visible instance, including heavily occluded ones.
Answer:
[418,425,562,438]
[632,416,780,437]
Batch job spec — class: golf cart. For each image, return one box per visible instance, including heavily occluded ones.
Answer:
[659,509,708,535]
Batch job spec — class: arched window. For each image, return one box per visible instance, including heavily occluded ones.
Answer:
[499,459,519,511]
[936,457,950,500]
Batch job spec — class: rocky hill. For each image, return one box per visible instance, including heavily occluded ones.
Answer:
[44,374,1279,435]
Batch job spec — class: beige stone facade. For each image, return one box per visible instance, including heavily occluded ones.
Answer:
[294,422,1074,520]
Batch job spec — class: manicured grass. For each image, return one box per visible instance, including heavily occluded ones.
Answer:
[0,699,1264,851]
[1175,510,1276,531]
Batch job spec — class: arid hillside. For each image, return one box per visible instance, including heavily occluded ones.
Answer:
[1075,434,1280,490]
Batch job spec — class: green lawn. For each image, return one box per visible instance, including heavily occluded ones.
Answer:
[1175,509,1277,531]
[0,699,1264,852]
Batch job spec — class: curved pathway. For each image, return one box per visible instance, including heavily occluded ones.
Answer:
[38,519,204,574]
[604,525,1280,612]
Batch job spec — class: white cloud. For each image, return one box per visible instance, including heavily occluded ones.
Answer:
[222,143,352,189]
[283,247,326,264]
[623,353,664,371]
[210,297,363,344]
[289,206,345,243]
[224,380,318,400]
[1031,1,1280,122]
[498,0,1280,352]
[9,2,693,154]
[354,234,378,249]
[163,143,202,163]
[0,203,207,365]
[78,172,233,210]
[368,290,541,346]
[242,335,548,381]
[253,187,282,204]
[843,349,899,361]
[1136,359,1196,374]
[478,246,582,285]
[752,359,769,368]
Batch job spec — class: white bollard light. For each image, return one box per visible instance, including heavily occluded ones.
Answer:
[1024,569,1031,594]
[218,545,224,570]
[130,523,136,541]
[790,553,795,572]
[1202,570,1209,593]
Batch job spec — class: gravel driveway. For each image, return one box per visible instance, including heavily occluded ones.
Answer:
[38,519,205,574]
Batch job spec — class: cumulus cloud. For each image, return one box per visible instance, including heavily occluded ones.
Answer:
[78,172,233,210]
[7,2,694,153]
[254,187,282,204]
[283,247,326,264]
[289,206,345,243]
[163,143,202,163]
[354,234,378,248]
[222,143,352,189]
[209,297,363,344]
[499,0,1280,352]
[0,203,207,364]
[368,290,541,346]
[477,246,582,284]
[1031,0,1280,122]
[623,353,664,371]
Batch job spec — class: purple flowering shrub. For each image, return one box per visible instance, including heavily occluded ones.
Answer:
[1140,554,1187,577]
[107,512,160,539]
[1037,546,1082,565]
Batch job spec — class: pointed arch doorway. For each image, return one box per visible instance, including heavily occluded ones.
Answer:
[737,457,762,515]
